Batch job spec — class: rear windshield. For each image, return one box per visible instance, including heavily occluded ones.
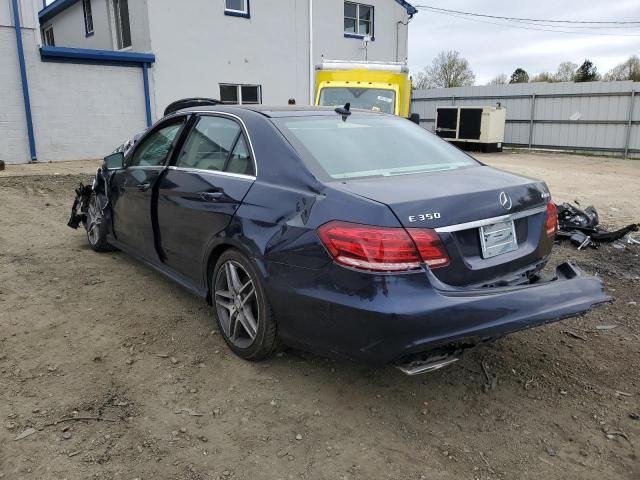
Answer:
[318,88,395,114]
[273,115,479,180]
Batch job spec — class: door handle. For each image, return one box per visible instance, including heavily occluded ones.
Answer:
[199,192,223,202]
[137,182,151,192]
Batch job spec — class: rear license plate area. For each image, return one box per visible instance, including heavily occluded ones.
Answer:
[479,220,517,258]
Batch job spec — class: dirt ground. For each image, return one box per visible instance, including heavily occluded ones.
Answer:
[1,151,639,480]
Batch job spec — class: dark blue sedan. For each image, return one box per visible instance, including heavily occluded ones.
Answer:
[70,105,609,374]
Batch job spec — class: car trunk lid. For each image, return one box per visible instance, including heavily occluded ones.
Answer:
[333,165,553,286]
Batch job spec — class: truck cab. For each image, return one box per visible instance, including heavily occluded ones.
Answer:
[314,60,412,118]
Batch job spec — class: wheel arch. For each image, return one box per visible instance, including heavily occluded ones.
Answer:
[204,238,265,305]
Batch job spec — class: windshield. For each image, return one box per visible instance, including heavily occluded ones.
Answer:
[318,87,396,114]
[274,115,479,180]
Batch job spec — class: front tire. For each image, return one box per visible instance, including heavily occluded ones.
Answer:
[212,249,278,360]
[85,192,112,252]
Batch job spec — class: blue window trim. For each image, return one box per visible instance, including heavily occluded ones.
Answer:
[224,0,250,18]
[40,47,156,128]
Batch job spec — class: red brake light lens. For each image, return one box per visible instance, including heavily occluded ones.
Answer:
[406,229,450,268]
[317,221,449,272]
[545,201,558,237]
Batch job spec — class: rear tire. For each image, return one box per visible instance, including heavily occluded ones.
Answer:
[85,192,112,252]
[212,249,278,361]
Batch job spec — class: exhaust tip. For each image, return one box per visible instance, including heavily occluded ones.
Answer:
[396,355,459,375]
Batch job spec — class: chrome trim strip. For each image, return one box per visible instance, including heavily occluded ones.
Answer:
[126,165,165,170]
[435,206,547,233]
[167,166,255,181]
[180,110,259,177]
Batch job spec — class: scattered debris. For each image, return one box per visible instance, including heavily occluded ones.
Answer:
[44,416,116,426]
[68,450,82,457]
[481,362,497,391]
[15,427,37,441]
[629,413,640,421]
[604,430,630,442]
[556,203,638,250]
[174,408,203,417]
[615,391,632,397]
[595,325,618,330]
[562,330,587,341]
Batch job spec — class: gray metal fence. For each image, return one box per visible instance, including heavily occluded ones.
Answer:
[411,81,640,158]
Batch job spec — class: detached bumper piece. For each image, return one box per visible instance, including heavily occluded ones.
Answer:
[67,183,92,229]
[556,202,639,249]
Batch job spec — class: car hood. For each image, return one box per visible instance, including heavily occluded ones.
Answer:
[331,165,549,228]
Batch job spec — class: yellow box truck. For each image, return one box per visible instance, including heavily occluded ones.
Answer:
[314,60,414,119]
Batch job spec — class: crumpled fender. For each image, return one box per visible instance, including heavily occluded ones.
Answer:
[67,167,110,230]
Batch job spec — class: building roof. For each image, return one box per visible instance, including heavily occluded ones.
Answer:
[39,0,417,24]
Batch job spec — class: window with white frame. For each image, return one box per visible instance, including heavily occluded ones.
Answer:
[225,0,249,16]
[112,0,132,49]
[42,25,55,46]
[344,2,374,37]
[82,0,94,36]
[220,84,262,105]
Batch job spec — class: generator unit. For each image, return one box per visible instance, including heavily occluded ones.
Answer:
[435,106,506,152]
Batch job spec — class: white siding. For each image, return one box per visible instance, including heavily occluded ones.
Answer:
[1,1,148,164]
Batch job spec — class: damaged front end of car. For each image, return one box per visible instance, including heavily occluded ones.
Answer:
[67,155,116,233]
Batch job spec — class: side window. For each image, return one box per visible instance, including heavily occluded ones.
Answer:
[177,116,254,176]
[130,122,183,167]
[82,0,94,36]
[42,26,55,46]
[227,135,254,176]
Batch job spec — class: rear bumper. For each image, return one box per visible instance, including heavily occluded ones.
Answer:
[266,262,610,366]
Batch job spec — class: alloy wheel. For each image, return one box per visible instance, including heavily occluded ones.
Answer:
[87,195,102,246]
[214,260,259,349]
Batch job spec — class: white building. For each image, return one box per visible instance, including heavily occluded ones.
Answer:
[1,0,417,164]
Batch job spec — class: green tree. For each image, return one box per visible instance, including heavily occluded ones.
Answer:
[413,50,475,89]
[574,60,600,82]
[509,68,529,84]
[605,55,640,81]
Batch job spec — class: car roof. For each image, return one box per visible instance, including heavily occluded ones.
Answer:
[177,104,384,118]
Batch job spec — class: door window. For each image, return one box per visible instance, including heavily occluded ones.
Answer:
[130,122,183,167]
[176,116,254,176]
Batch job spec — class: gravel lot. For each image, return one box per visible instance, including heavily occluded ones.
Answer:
[1,151,638,480]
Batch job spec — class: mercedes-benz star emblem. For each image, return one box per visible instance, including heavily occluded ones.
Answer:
[499,191,512,210]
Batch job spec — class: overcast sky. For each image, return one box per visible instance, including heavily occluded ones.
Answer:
[407,0,640,84]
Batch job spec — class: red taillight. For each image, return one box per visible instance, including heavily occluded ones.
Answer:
[545,201,558,237]
[406,228,450,268]
[317,221,449,272]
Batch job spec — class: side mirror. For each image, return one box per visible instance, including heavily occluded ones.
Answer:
[409,113,420,125]
[103,152,125,170]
